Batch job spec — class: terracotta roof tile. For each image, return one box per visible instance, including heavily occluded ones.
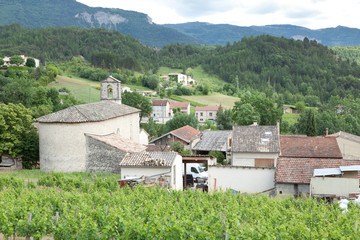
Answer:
[120,152,178,167]
[275,157,360,184]
[195,106,219,111]
[170,102,190,109]
[171,125,200,142]
[85,133,146,152]
[152,100,169,106]
[280,135,342,158]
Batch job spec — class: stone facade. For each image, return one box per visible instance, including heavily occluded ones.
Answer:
[85,136,126,173]
[100,76,121,104]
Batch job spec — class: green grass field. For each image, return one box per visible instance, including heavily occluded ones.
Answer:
[180,93,239,109]
[49,75,152,103]
[49,75,100,103]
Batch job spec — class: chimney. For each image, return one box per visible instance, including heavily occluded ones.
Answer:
[326,128,328,136]
[252,120,258,126]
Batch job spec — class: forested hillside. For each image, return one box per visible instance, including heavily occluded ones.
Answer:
[159,36,360,103]
[0,0,200,48]
[331,46,360,64]
[0,24,159,71]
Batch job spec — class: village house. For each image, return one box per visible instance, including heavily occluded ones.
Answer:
[274,135,360,197]
[151,99,171,123]
[168,72,196,86]
[195,106,219,123]
[37,76,141,172]
[283,106,298,114]
[2,55,40,67]
[137,90,156,96]
[120,151,183,190]
[207,122,280,193]
[150,125,200,150]
[169,101,190,116]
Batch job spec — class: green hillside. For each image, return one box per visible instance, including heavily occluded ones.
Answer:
[0,0,200,48]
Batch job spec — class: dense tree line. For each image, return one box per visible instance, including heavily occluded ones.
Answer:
[158,36,360,104]
[0,24,159,71]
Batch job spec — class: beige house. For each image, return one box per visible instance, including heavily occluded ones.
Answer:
[37,76,141,172]
[170,101,190,116]
[329,131,360,159]
[120,152,183,190]
[195,106,219,123]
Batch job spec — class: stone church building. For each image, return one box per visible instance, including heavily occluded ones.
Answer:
[37,76,142,172]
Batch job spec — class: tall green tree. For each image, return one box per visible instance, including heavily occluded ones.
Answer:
[232,103,260,126]
[25,57,36,67]
[0,103,36,158]
[122,91,152,121]
[215,107,233,130]
[305,108,317,136]
[10,55,24,65]
[163,113,198,133]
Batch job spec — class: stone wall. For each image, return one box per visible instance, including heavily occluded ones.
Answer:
[85,136,126,173]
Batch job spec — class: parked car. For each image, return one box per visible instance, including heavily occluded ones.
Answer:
[182,163,208,182]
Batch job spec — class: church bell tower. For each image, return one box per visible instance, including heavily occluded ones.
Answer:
[100,76,121,104]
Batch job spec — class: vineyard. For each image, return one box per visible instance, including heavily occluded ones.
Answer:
[1,172,360,239]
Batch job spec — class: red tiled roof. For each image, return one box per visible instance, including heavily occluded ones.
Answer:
[169,102,190,109]
[195,106,219,111]
[280,135,342,158]
[152,99,169,106]
[171,125,200,142]
[275,157,360,184]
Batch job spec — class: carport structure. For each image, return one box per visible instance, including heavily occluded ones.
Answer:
[181,155,216,189]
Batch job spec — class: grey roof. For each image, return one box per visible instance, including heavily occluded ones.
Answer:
[232,125,280,153]
[313,168,342,177]
[37,101,140,123]
[120,152,178,167]
[193,130,232,152]
[339,165,360,172]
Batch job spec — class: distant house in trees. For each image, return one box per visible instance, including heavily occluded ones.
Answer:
[195,106,219,123]
[170,101,190,116]
[2,55,40,67]
[168,72,196,86]
[283,106,298,114]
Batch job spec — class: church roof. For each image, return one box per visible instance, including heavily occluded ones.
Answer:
[37,101,140,123]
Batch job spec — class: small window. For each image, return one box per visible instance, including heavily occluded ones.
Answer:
[261,138,269,142]
[209,112,213,116]
[153,113,156,117]
[265,131,272,135]
[200,112,203,116]
[200,118,204,121]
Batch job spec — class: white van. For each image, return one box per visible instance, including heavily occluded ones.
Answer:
[182,163,208,182]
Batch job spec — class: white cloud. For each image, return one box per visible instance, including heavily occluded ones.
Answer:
[76,0,360,29]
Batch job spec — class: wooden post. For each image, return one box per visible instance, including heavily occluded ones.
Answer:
[214,178,217,191]
[25,213,32,240]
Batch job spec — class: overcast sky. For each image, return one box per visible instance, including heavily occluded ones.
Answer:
[76,0,360,30]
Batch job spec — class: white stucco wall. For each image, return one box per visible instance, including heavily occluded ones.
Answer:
[39,112,140,172]
[208,165,276,193]
[232,152,279,167]
[310,177,359,198]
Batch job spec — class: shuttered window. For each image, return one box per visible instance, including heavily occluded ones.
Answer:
[255,159,274,167]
